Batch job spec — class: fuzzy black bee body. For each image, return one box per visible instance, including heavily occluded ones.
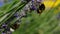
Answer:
[37,3,45,14]
[11,23,20,30]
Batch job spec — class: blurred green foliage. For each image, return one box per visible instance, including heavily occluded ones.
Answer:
[0,0,60,34]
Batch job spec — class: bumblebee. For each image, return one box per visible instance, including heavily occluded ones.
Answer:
[11,23,19,30]
[10,21,20,30]
[30,0,45,14]
[37,3,45,14]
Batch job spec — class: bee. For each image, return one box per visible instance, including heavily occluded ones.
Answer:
[30,0,45,14]
[9,21,21,33]
[9,23,20,32]
[11,23,19,30]
[37,3,45,14]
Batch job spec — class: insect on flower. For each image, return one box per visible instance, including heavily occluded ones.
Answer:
[31,0,45,14]
[10,21,20,30]
[37,3,45,14]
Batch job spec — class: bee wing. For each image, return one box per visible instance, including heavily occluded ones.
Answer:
[10,28,15,32]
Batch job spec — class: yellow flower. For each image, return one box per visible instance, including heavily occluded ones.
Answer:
[43,0,60,9]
